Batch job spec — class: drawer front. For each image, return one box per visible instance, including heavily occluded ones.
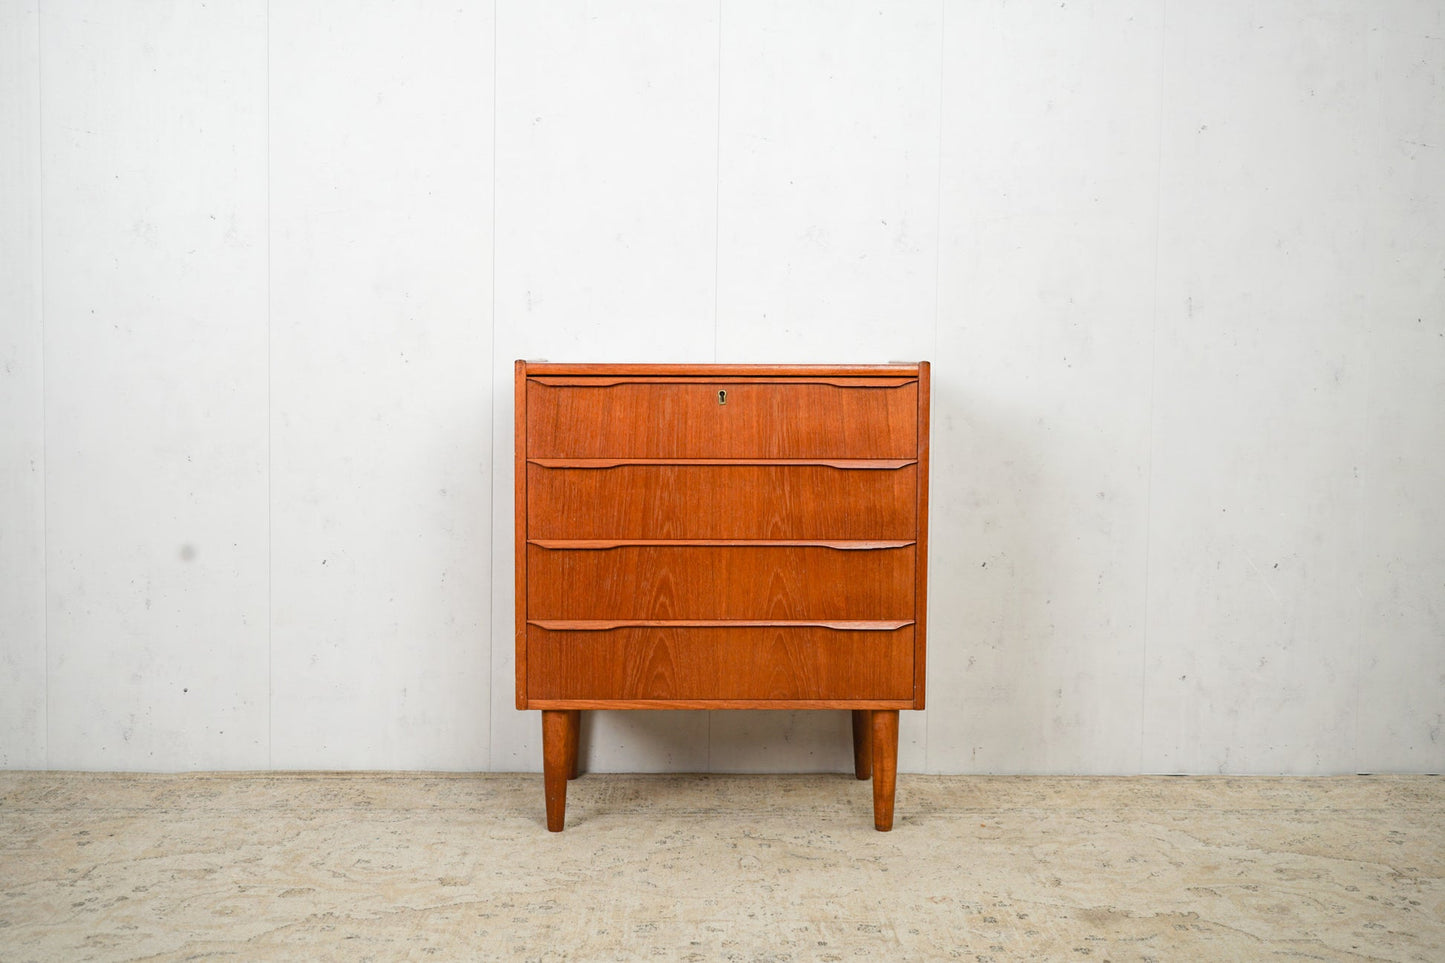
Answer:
[527,544,914,620]
[527,624,914,701]
[527,379,918,458]
[528,464,917,540]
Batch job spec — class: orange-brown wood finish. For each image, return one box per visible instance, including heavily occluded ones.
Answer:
[528,463,917,540]
[851,709,872,780]
[525,361,917,377]
[914,361,931,707]
[565,709,580,780]
[527,624,914,702]
[530,698,915,710]
[527,544,914,620]
[528,381,918,458]
[870,709,900,831]
[541,709,579,831]
[514,361,529,710]
[515,361,929,831]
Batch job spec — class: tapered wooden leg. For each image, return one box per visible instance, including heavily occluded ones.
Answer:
[851,710,873,780]
[542,710,579,831]
[565,709,581,780]
[870,709,899,831]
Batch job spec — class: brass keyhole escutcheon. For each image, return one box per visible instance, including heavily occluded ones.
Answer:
[718,389,727,405]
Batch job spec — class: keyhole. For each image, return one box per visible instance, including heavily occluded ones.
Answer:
[718,389,727,405]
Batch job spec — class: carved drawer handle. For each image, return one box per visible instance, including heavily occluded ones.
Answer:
[529,619,915,632]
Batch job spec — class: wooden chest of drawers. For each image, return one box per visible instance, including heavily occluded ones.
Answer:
[515,361,930,831]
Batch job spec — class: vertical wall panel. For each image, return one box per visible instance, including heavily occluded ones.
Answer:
[930,0,1161,773]
[491,0,719,771]
[710,0,941,772]
[1143,1,1444,773]
[41,2,270,769]
[269,2,494,769]
[1350,6,1445,774]
[0,0,46,768]
[715,0,940,366]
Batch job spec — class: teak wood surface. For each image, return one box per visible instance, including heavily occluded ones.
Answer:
[528,463,917,540]
[515,361,930,832]
[527,624,915,702]
[528,380,917,458]
[527,543,915,620]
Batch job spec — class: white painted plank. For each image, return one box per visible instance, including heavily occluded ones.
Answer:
[714,0,940,366]
[491,0,720,772]
[929,0,1161,773]
[40,1,269,769]
[0,0,46,768]
[1330,7,1445,773]
[1141,1,1433,773]
[268,1,494,769]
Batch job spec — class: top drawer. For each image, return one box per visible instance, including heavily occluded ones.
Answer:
[526,377,919,458]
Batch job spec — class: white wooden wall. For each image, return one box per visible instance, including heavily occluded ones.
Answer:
[2,0,1442,774]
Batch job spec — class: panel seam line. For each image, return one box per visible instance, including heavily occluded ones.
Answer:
[488,0,498,771]
[927,0,945,773]
[37,0,50,769]
[712,0,722,364]
[1139,0,1167,774]
[265,0,274,769]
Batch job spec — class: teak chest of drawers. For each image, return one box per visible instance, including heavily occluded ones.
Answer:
[515,361,930,831]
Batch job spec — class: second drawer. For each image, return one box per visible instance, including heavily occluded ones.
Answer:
[527,463,918,539]
[527,542,915,620]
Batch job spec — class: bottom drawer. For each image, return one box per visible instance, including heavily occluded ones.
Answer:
[527,624,914,701]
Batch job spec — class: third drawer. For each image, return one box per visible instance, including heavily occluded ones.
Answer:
[527,542,916,620]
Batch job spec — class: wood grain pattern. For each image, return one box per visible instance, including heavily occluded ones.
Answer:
[514,361,929,831]
[515,361,529,709]
[531,620,912,630]
[531,539,914,550]
[528,464,917,540]
[527,699,916,710]
[527,543,915,620]
[914,360,930,708]
[528,381,918,458]
[563,708,580,780]
[527,625,915,701]
[532,376,915,388]
[529,458,915,469]
[852,710,873,780]
[870,710,900,831]
[541,709,578,831]
[525,363,920,377]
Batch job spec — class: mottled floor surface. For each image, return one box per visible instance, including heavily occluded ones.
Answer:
[0,772,1441,962]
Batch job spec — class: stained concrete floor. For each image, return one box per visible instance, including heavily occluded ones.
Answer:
[0,772,1441,962]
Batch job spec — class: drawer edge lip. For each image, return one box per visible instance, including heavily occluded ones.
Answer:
[528,698,918,710]
[524,362,921,377]
[528,458,917,470]
[529,619,914,631]
[531,376,916,388]
[529,538,916,551]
